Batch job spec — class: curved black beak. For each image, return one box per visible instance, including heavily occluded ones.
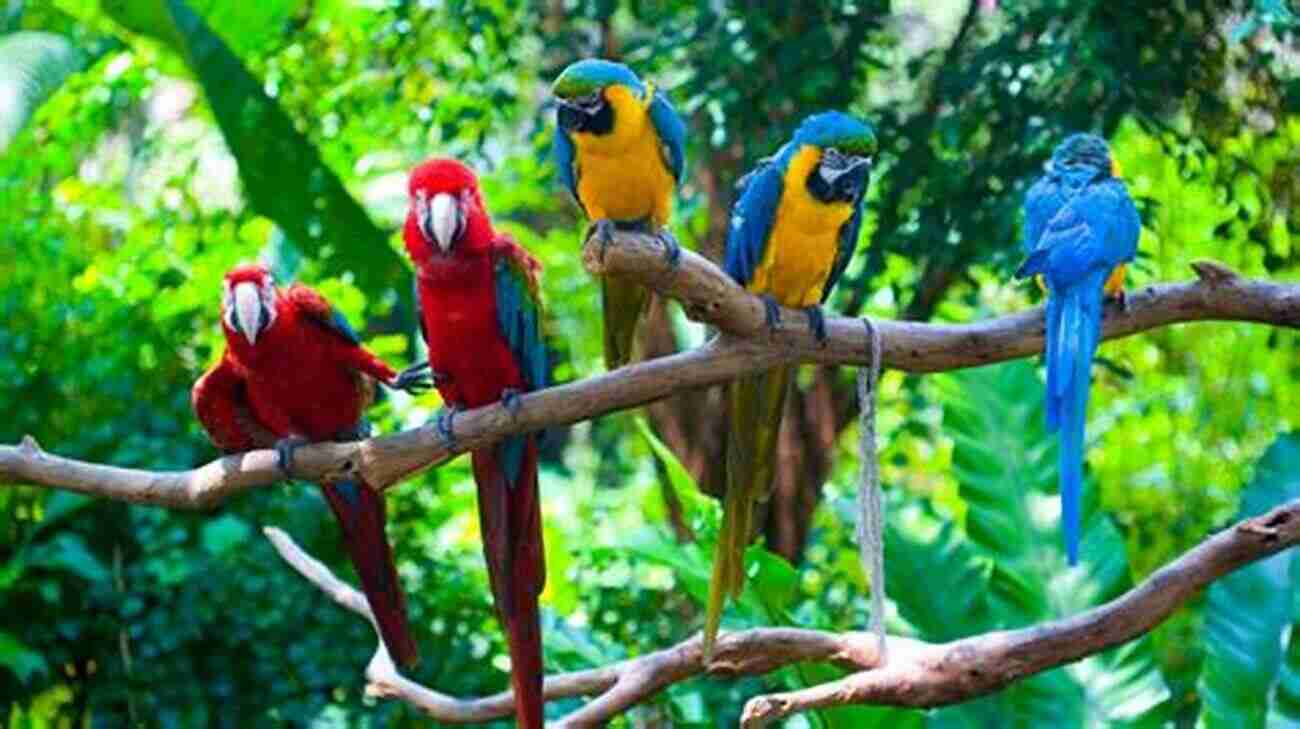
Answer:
[812,151,874,203]
[831,157,872,202]
[556,92,603,132]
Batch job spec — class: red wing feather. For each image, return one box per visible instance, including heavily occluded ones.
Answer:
[192,356,276,451]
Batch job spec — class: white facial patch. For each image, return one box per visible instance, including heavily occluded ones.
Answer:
[221,280,236,333]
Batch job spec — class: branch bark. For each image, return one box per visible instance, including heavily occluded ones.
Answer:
[2,238,1297,503]
[264,499,1300,727]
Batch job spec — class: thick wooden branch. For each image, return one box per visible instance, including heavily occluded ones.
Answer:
[2,234,1297,503]
[265,499,1300,726]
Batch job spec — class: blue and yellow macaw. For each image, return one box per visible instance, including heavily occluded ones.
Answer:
[710,112,876,655]
[1015,133,1139,565]
[551,58,687,370]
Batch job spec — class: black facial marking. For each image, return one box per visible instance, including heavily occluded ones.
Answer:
[556,92,614,135]
[807,151,871,204]
[257,302,271,338]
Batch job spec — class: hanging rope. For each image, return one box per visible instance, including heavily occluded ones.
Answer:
[857,317,886,661]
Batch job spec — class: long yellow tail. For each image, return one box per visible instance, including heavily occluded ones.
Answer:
[704,366,792,658]
[601,275,651,371]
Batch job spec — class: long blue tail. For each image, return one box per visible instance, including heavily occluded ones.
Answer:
[1044,271,1106,565]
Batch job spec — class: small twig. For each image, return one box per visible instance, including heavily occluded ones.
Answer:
[264,500,1300,726]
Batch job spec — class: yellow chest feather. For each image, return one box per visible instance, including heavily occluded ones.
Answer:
[569,85,675,225]
[748,146,853,307]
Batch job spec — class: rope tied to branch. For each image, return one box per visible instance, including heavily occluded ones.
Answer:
[857,316,886,661]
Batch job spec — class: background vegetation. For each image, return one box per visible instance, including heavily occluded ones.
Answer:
[1,1,1298,726]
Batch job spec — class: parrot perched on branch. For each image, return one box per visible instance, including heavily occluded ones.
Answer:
[710,112,877,656]
[192,264,429,667]
[403,159,549,729]
[1015,133,1139,565]
[551,58,687,370]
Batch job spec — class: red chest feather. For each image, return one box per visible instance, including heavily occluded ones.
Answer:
[227,309,367,440]
[418,252,524,409]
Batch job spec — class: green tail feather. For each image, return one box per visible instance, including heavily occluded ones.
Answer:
[601,275,651,371]
[703,366,792,659]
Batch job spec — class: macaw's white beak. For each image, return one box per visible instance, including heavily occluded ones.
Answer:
[232,281,265,346]
[430,192,460,253]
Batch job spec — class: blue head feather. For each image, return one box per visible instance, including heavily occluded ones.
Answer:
[553,59,645,98]
[788,112,878,157]
[1051,133,1112,176]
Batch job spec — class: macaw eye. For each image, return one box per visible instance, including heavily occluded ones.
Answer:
[414,189,430,227]
[821,147,849,168]
[573,92,602,110]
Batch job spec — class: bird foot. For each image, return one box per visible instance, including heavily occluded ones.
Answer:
[585,219,618,263]
[1107,289,1129,313]
[804,306,828,345]
[655,228,682,269]
[274,436,312,478]
[500,388,524,419]
[392,361,440,394]
[432,405,462,449]
[760,295,781,337]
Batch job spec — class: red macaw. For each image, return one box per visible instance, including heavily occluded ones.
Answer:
[403,159,549,729]
[192,264,429,667]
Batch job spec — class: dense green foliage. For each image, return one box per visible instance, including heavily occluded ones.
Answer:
[1,0,1297,726]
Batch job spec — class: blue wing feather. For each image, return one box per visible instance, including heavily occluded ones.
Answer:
[492,251,548,487]
[1036,180,1138,285]
[823,198,866,303]
[647,90,687,184]
[553,128,582,213]
[723,160,784,288]
[326,307,362,346]
[1022,173,1067,256]
[493,259,547,393]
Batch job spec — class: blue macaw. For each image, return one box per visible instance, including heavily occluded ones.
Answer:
[551,58,687,370]
[1015,133,1140,565]
[710,111,876,655]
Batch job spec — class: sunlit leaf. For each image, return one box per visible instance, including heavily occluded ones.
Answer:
[0,632,47,682]
[0,31,83,153]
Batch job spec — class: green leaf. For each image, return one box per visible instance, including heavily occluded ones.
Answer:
[97,0,404,294]
[1197,434,1300,729]
[100,0,304,56]
[0,632,47,682]
[25,533,109,583]
[201,514,251,555]
[636,416,714,526]
[34,491,95,534]
[0,31,84,153]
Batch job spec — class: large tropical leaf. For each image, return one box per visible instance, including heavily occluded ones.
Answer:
[96,0,405,294]
[914,361,1170,728]
[1196,433,1300,729]
[0,31,83,153]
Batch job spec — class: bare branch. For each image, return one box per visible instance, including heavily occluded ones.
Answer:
[265,500,1300,726]
[4,233,1297,504]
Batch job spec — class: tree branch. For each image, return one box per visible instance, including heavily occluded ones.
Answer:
[6,228,1300,723]
[2,237,1297,503]
[264,499,1300,726]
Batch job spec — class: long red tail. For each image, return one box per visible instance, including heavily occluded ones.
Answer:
[472,441,545,729]
[319,479,420,667]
